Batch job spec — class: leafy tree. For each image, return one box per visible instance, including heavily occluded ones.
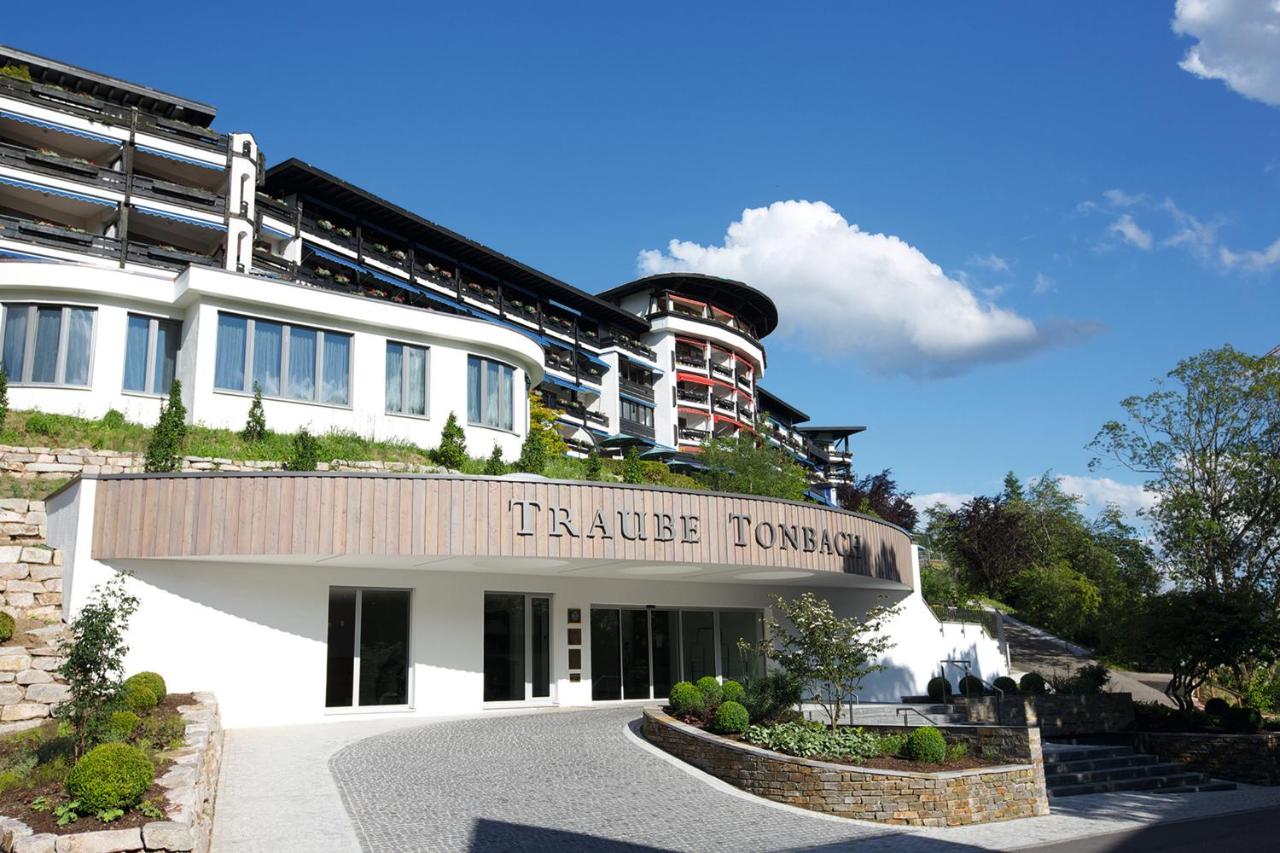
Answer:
[836,469,918,531]
[285,427,319,471]
[698,426,809,501]
[144,380,186,473]
[241,382,267,442]
[57,573,139,757]
[435,412,467,470]
[747,592,898,731]
[1010,560,1102,640]
[1091,345,1280,601]
[621,446,644,484]
[584,448,603,481]
[527,392,567,458]
[931,495,1033,599]
[483,443,505,475]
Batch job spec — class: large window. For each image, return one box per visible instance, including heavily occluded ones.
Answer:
[386,342,429,416]
[483,592,551,702]
[214,312,350,406]
[467,355,514,430]
[2,304,95,387]
[123,314,180,395]
[325,587,411,709]
[619,398,654,428]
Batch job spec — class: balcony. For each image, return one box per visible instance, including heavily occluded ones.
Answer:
[0,212,120,260]
[251,248,294,280]
[678,426,710,444]
[463,280,500,308]
[607,331,657,361]
[675,353,707,371]
[255,193,294,224]
[676,388,710,406]
[0,141,125,193]
[126,241,220,271]
[619,418,655,441]
[132,174,225,213]
[503,294,539,323]
[618,377,655,402]
[710,362,734,381]
[543,311,576,337]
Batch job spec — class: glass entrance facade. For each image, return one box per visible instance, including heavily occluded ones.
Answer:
[324,587,411,709]
[483,592,552,702]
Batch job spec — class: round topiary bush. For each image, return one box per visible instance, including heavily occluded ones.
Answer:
[125,672,167,703]
[903,726,947,764]
[668,681,703,716]
[959,675,986,697]
[0,611,13,644]
[106,710,141,742]
[65,742,155,812]
[714,700,750,734]
[1019,672,1048,695]
[993,676,1019,695]
[121,681,157,713]
[721,679,745,706]
[1203,697,1230,717]
[926,676,953,702]
[695,676,723,709]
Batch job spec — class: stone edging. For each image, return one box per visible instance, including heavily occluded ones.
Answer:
[641,707,1050,826]
[0,692,222,853]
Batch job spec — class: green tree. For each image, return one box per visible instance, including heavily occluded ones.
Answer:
[144,380,186,473]
[621,446,644,484]
[435,412,467,470]
[285,427,319,471]
[483,443,505,475]
[241,382,267,442]
[747,592,898,731]
[1010,560,1102,640]
[698,427,809,501]
[584,448,603,481]
[1091,346,1280,600]
[516,431,547,474]
[527,393,567,458]
[56,574,139,757]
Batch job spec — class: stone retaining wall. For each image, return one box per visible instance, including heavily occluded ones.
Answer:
[961,693,1135,736]
[1134,731,1280,786]
[641,708,1049,826]
[0,693,223,853]
[0,446,447,479]
[0,624,70,736]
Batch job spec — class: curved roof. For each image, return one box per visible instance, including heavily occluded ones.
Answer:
[599,273,779,338]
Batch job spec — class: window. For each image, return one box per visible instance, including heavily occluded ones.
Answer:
[123,314,180,395]
[385,342,429,416]
[467,355,514,430]
[619,398,654,428]
[214,312,350,406]
[325,587,411,709]
[2,304,95,387]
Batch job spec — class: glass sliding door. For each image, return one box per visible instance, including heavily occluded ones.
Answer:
[621,610,651,700]
[681,610,717,683]
[650,610,679,699]
[591,608,621,701]
[484,592,553,703]
[324,587,411,710]
[719,610,764,682]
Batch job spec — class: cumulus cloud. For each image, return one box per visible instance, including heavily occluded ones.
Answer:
[637,201,1098,377]
[1172,0,1280,107]
[908,492,974,514]
[1056,475,1158,518]
[1109,214,1154,250]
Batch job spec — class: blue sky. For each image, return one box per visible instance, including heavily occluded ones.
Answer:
[9,2,1278,516]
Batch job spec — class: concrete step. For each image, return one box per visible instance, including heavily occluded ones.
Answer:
[1045,754,1161,773]
[1042,745,1134,764]
[1047,762,1193,786]
[1050,772,1217,798]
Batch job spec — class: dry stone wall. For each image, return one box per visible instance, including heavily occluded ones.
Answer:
[1135,731,1280,786]
[0,446,447,479]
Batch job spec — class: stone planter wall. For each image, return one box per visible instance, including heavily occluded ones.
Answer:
[1134,731,1280,786]
[961,693,1135,736]
[641,708,1049,826]
[0,693,223,853]
[0,624,70,736]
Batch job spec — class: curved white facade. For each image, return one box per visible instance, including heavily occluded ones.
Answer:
[0,261,544,457]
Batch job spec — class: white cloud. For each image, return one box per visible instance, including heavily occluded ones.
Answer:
[1032,272,1056,295]
[1220,235,1280,271]
[1056,475,1158,518]
[908,492,974,514]
[968,253,1011,273]
[1172,0,1280,107]
[1109,214,1154,250]
[1102,188,1145,207]
[637,200,1098,377]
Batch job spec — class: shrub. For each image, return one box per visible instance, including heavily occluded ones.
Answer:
[742,672,803,724]
[621,447,643,484]
[120,681,157,713]
[1055,663,1110,695]
[1203,696,1230,717]
[946,741,969,762]
[65,743,154,812]
[741,722,880,761]
[876,732,907,757]
[1019,672,1048,695]
[435,412,467,470]
[285,427,319,471]
[0,65,33,83]
[515,429,547,475]
[721,679,745,706]
[714,701,750,734]
[241,383,267,442]
[0,611,13,643]
[993,676,1019,695]
[124,672,166,703]
[585,449,603,481]
[926,676,953,702]
[1221,705,1263,734]
[668,681,702,716]
[136,714,185,750]
[106,711,140,742]
[695,676,723,710]
[57,575,139,757]
[483,444,505,475]
[959,675,986,697]
[144,381,187,473]
[25,412,58,436]
[903,726,947,764]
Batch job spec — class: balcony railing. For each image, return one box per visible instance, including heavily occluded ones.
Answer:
[0,141,125,192]
[711,363,733,379]
[132,174,226,212]
[0,213,120,259]
[675,355,707,371]
[607,332,657,361]
[618,377,655,402]
[582,408,609,427]
[676,388,709,405]
[255,193,294,223]
[251,248,294,279]
[678,427,710,443]
[619,418,655,440]
[126,242,221,271]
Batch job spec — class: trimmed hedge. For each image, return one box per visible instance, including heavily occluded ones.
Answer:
[926,676,953,702]
[903,726,947,764]
[125,672,167,703]
[695,676,723,709]
[1019,672,1048,695]
[106,710,141,742]
[121,681,157,713]
[959,675,986,697]
[1203,697,1230,717]
[992,676,1019,695]
[714,700,750,734]
[668,681,703,715]
[721,679,745,706]
[66,743,155,811]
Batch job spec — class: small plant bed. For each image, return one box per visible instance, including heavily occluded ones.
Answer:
[731,721,998,771]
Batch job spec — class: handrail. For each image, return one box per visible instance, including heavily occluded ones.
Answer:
[942,658,1005,724]
[895,706,938,727]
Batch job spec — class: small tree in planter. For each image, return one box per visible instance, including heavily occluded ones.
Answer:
[747,592,898,731]
[241,382,267,442]
[57,573,139,757]
[144,380,186,472]
[483,443,505,475]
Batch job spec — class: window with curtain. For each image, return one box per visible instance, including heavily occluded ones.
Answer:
[385,342,428,416]
[214,312,350,406]
[620,397,654,428]
[467,355,514,430]
[0,304,96,387]
[123,314,181,395]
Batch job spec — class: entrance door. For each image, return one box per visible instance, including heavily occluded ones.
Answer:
[325,587,411,709]
[483,592,552,702]
[590,607,679,701]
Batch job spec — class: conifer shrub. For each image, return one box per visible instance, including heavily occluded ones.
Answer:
[483,443,505,475]
[144,381,186,472]
[241,382,267,442]
[285,427,319,471]
[435,412,467,470]
[621,446,644,484]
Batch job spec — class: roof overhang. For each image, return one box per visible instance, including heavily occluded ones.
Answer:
[599,272,779,338]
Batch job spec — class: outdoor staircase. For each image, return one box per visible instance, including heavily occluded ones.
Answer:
[806,703,969,727]
[1043,744,1237,797]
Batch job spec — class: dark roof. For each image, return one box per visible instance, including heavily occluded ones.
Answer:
[0,45,217,126]
[265,159,648,332]
[756,386,809,425]
[599,273,779,338]
[798,425,867,439]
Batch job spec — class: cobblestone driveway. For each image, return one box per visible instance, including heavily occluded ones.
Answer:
[328,707,932,853]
